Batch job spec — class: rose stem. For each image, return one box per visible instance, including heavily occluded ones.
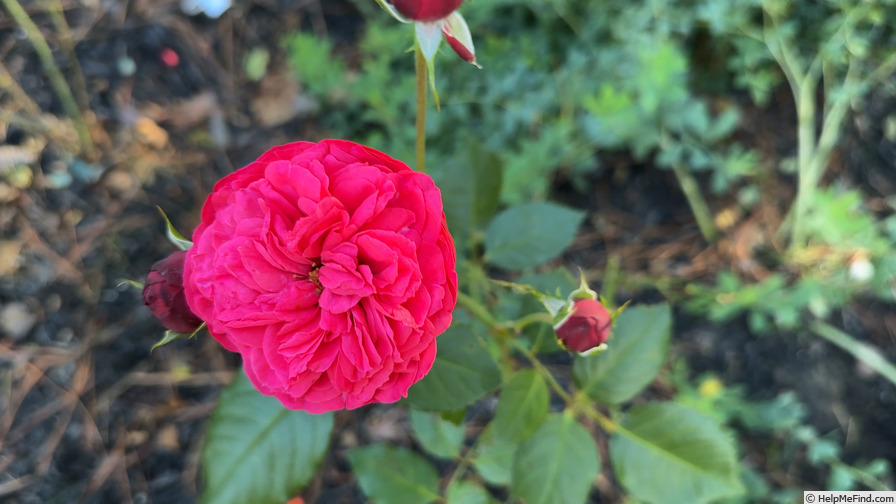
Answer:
[414,44,427,173]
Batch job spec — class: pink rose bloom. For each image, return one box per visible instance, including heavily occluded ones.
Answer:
[184,140,457,413]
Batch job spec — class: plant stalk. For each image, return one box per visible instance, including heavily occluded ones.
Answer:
[414,45,427,173]
[811,319,896,388]
[44,0,91,113]
[671,163,719,243]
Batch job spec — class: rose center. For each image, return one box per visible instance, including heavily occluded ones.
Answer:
[308,264,323,295]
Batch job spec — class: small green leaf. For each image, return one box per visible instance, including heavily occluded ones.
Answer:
[245,47,270,82]
[610,402,744,504]
[472,146,503,228]
[405,325,501,411]
[573,303,672,404]
[491,370,549,443]
[484,202,585,270]
[471,425,516,486]
[157,207,193,250]
[200,370,334,504]
[284,32,347,98]
[348,444,440,504]
[434,141,504,257]
[511,414,599,504]
[446,479,497,504]
[409,408,466,459]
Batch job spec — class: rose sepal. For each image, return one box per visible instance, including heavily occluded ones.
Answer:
[118,279,145,289]
[151,322,206,352]
[157,206,193,250]
[372,0,412,23]
[415,21,443,107]
[442,12,480,68]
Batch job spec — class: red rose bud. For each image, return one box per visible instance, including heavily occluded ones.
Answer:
[391,0,463,21]
[555,299,612,354]
[143,250,202,333]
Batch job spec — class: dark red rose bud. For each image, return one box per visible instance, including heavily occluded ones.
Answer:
[143,250,202,333]
[555,299,612,353]
[391,0,463,21]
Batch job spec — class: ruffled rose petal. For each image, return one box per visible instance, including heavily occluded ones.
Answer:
[184,139,457,412]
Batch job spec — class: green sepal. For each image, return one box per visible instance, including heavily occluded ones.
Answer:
[151,322,206,352]
[118,279,145,290]
[568,269,598,301]
[414,22,442,109]
[372,0,411,23]
[157,206,193,250]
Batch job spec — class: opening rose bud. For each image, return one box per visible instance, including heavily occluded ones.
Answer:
[555,299,612,354]
[143,250,203,334]
[391,0,463,21]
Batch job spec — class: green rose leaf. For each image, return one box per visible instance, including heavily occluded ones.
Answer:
[573,303,671,404]
[435,142,503,256]
[610,402,744,504]
[484,202,585,270]
[405,325,501,411]
[446,479,498,504]
[491,369,549,442]
[200,370,333,504]
[471,425,516,486]
[348,444,440,504]
[409,408,466,459]
[511,414,599,504]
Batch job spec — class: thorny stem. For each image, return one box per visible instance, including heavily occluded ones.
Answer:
[2,0,93,155]
[415,45,427,173]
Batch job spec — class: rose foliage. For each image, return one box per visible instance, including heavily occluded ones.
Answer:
[184,139,457,413]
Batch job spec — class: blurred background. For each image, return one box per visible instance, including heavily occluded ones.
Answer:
[1,0,895,502]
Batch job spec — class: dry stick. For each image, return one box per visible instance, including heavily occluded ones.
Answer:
[1,0,93,154]
[0,61,42,116]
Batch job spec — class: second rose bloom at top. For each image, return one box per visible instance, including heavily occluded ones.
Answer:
[183,140,458,413]
[390,0,463,21]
